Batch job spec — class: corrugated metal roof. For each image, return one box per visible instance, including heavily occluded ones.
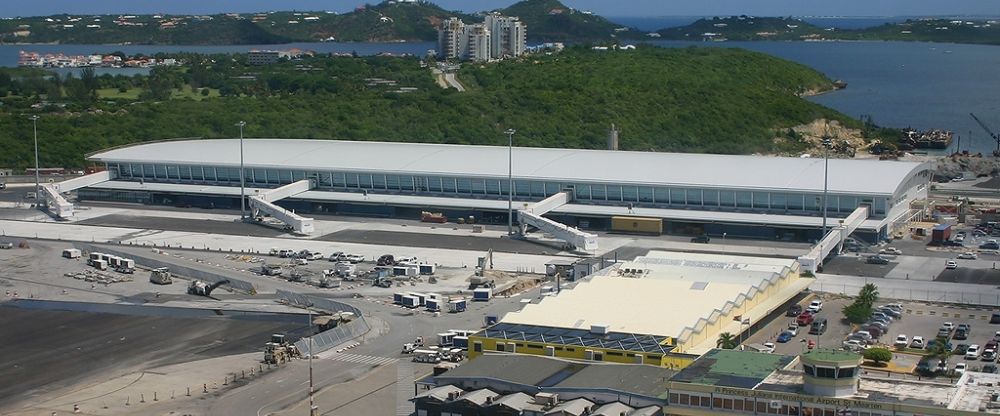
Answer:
[88,139,929,195]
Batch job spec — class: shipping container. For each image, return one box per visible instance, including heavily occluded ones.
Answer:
[425,299,441,312]
[393,292,405,304]
[447,299,467,313]
[62,248,81,259]
[453,336,469,349]
[393,266,408,276]
[427,293,442,301]
[401,295,420,308]
[473,288,492,301]
[406,267,419,277]
[932,223,952,242]
[419,264,436,275]
[611,216,663,235]
[92,259,108,270]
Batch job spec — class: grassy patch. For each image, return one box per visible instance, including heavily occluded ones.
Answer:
[96,88,141,100]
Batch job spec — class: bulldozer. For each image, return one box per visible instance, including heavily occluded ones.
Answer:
[187,279,229,297]
[264,334,300,364]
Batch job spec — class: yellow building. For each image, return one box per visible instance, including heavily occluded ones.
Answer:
[468,251,812,368]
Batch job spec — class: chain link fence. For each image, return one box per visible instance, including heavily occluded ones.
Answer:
[73,242,257,294]
[812,281,1000,307]
[276,289,371,355]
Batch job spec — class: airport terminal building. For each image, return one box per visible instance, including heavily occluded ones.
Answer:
[82,139,931,242]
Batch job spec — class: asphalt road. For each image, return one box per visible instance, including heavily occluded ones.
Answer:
[936,268,1000,285]
[820,256,896,278]
[0,304,309,411]
[319,229,564,255]
[77,214,288,238]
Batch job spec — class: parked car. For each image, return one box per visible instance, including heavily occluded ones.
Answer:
[866,321,889,332]
[894,334,909,347]
[843,339,864,351]
[807,300,823,313]
[762,342,776,353]
[879,247,902,255]
[346,254,365,263]
[797,312,815,326]
[991,313,1000,324]
[328,251,344,262]
[691,235,711,244]
[987,340,998,351]
[928,338,953,351]
[958,252,978,260]
[787,324,799,336]
[945,260,958,269]
[982,349,997,362]
[786,304,803,317]
[878,307,902,318]
[872,311,893,322]
[955,344,970,354]
[942,322,956,332]
[883,303,904,311]
[957,323,971,333]
[863,326,884,339]
[980,242,1000,250]
[777,331,794,343]
[966,344,981,359]
[854,330,874,342]
[985,364,999,374]
[866,255,890,265]
[954,362,967,375]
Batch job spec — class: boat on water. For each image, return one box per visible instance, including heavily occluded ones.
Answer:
[833,79,848,89]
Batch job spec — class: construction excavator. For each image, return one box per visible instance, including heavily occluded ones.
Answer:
[187,279,230,297]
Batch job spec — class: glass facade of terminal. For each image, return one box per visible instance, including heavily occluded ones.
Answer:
[106,162,902,217]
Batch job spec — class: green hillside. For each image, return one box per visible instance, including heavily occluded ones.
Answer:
[657,16,826,41]
[0,14,295,45]
[497,0,642,41]
[261,3,474,42]
[0,46,856,168]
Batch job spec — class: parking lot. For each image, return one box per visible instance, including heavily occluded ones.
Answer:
[745,293,1000,376]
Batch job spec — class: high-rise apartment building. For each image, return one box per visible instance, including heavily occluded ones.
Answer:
[437,14,526,62]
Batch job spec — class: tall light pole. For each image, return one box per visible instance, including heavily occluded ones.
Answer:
[821,137,831,238]
[30,115,40,194]
[307,303,316,416]
[505,128,516,236]
[236,121,247,221]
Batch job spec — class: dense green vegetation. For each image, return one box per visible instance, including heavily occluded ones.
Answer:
[497,0,642,41]
[658,16,1000,45]
[0,46,854,169]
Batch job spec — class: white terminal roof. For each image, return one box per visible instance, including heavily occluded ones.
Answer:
[89,139,929,195]
[502,252,799,338]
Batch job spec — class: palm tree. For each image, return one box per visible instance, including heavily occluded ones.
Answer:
[717,332,738,349]
[927,339,950,372]
[857,283,879,307]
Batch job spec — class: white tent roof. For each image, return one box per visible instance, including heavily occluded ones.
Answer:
[89,139,929,195]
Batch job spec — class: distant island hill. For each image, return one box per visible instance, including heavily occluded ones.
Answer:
[0,0,997,45]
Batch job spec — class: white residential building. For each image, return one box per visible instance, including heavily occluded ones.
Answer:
[438,14,526,62]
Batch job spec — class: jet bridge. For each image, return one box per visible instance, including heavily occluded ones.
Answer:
[40,171,113,219]
[517,190,598,252]
[248,179,315,235]
[797,205,870,273]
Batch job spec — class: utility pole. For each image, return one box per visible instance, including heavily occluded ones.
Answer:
[505,128,516,236]
[30,115,40,194]
[822,136,832,238]
[236,121,246,221]
[308,304,317,416]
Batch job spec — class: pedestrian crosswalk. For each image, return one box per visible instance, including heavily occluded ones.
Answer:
[327,353,398,366]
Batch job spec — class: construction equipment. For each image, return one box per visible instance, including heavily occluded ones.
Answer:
[971,113,1000,155]
[149,267,172,285]
[187,279,229,296]
[263,334,300,364]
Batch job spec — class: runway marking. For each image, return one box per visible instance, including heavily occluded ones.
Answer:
[327,353,399,366]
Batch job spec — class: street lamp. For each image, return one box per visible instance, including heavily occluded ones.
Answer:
[821,137,832,238]
[236,121,247,221]
[30,115,40,194]
[307,303,317,416]
[505,128,516,236]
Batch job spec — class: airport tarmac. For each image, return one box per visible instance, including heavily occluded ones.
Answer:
[0,303,309,411]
